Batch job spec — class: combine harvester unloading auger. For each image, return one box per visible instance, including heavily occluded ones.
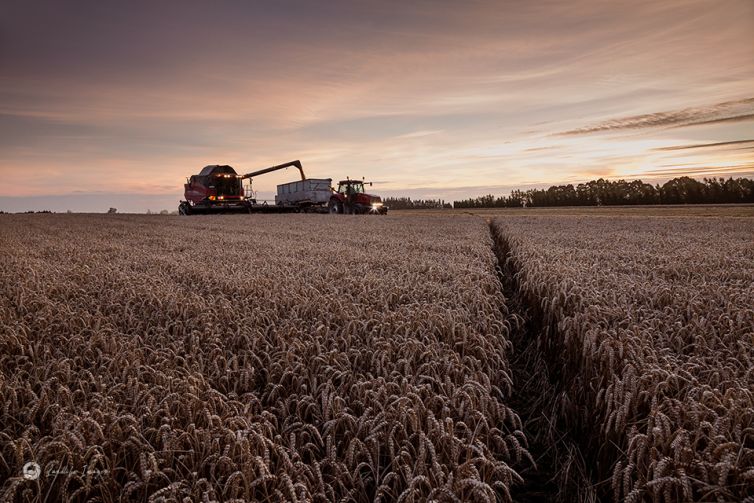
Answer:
[178,160,387,215]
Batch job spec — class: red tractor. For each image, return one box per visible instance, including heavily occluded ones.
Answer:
[328,179,388,215]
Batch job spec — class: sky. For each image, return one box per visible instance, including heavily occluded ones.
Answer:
[1,0,753,212]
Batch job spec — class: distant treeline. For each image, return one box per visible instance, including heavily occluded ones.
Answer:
[383,197,453,210]
[453,176,754,208]
[0,210,54,214]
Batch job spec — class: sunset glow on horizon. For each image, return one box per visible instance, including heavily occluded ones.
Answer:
[1,0,753,212]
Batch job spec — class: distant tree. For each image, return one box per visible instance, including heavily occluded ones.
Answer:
[659,177,706,204]
[160,209,169,215]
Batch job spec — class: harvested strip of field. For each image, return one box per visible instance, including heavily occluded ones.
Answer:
[0,214,529,502]
[491,215,754,502]
[488,221,597,503]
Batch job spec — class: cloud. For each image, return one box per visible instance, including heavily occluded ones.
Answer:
[677,113,754,127]
[524,146,561,152]
[559,97,754,135]
[654,139,754,151]
[395,130,444,139]
[628,163,754,178]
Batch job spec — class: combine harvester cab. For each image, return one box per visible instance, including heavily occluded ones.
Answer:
[180,165,248,214]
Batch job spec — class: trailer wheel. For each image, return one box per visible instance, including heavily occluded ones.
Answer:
[328,200,342,214]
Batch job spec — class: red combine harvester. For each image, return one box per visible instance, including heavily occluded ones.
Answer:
[178,160,388,215]
[178,160,305,215]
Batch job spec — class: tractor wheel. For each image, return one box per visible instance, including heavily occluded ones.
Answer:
[178,202,192,216]
[328,200,342,214]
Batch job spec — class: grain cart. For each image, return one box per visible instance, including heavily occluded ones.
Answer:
[275,178,333,211]
[178,160,305,214]
[328,179,388,214]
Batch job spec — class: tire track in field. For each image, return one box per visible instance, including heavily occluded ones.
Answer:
[488,219,599,503]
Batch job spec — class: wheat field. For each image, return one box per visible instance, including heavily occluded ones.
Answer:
[1,212,752,502]
[491,215,754,502]
[0,214,527,502]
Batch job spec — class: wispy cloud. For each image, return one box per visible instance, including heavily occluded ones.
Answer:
[677,113,754,128]
[654,139,754,151]
[559,98,754,135]
[395,130,444,139]
[628,163,754,178]
[524,146,561,152]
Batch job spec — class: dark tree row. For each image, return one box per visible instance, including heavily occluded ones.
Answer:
[453,176,754,208]
[383,197,453,210]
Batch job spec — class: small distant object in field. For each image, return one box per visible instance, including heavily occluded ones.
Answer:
[107,208,117,214]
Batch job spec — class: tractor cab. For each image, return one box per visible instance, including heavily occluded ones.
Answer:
[337,179,367,196]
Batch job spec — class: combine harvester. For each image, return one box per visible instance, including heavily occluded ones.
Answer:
[178,160,387,215]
